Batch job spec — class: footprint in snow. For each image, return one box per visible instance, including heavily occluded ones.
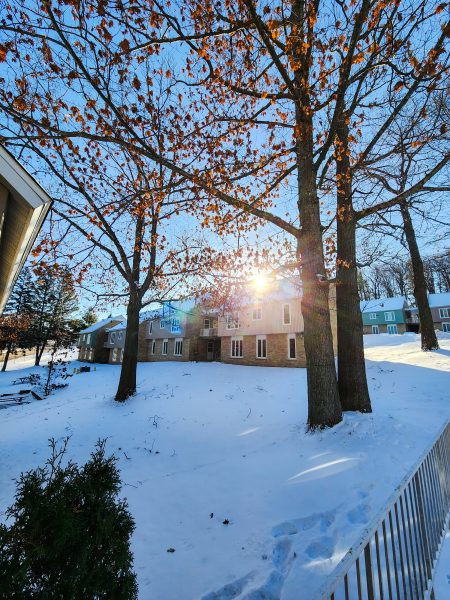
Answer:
[347,503,370,525]
[272,509,336,538]
[305,536,334,559]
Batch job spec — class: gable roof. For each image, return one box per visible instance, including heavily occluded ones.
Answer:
[360,297,407,313]
[79,315,125,334]
[428,292,450,308]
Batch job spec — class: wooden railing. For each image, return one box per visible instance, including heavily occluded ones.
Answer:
[318,421,450,599]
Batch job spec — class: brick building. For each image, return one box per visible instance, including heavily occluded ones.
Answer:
[77,315,125,363]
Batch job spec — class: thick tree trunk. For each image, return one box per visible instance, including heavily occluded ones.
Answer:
[335,119,372,413]
[115,293,140,402]
[35,345,41,366]
[2,344,11,371]
[290,0,341,429]
[400,201,439,351]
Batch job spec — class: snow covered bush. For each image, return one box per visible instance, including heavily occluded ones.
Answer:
[0,438,138,599]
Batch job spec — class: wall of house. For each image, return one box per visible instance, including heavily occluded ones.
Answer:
[430,306,450,326]
[363,323,407,334]
[221,333,307,368]
[362,308,406,326]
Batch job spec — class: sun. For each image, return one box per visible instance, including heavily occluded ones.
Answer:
[252,272,270,293]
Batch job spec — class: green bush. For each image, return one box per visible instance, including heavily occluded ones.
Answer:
[0,438,138,599]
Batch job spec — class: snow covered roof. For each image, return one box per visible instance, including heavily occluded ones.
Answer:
[428,292,450,308]
[79,315,125,334]
[360,297,407,313]
[106,321,127,333]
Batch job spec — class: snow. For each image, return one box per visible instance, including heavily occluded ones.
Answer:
[360,296,407,312]
[428,292,450,308]
[79,315,125,334]
[1,334,449,599]
[434,530,450,599]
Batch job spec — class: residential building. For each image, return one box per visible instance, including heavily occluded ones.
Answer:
[428,292,450,333]
[217,278,336,368]
[104,321,127,364]
[0,146,51,314]
[360,297,409,334]
[77,315,125,362]
[139,300,221,363]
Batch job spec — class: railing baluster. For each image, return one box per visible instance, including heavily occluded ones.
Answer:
[318,423,450,599]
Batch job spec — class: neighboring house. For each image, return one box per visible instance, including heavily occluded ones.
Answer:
[77,315,125,363]
[360,297,410,334]
[139,300,221,363]
[0,146,51,314]
[104,321,127,364]
[428,292,450,333]
[217,278,336,368]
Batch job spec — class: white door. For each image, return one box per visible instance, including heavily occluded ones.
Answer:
[387,324,398,334]
[443,322,450,333]
[207,341,214,360]
[372,325,379,334]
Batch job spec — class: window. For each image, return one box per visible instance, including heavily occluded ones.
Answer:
[86,333,91,344]
[226,313,240,329]
[384,312,395,322]
[151,340,156,355]
[171,318,182,334]
[439,307,449,318]
[204,318,211,329]
[174,338,183,356]
[282,303,291,325]
[288,333,296,359]
[160,319,167,329]
[369,313,377,320]
[231,337,243,358]
[148,321,153,334]
[117,332,123,342]
[112,348,118,362]
[162,339,168,355]
[387,324,398,334]
[252,306,262,320]
[120,349,124,362]
[443,323,450,333]
[256,335,267,359]
[110,332,116,344]
[372,325,380,334]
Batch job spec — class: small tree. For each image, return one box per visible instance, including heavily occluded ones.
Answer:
[0,438,138,599]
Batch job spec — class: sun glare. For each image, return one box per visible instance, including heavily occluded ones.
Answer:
[252,272,270,293]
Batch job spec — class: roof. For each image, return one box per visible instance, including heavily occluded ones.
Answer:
[360,297,408,313]
[79,315,125,334]
[428,292,450,308]
[0,146,52,314]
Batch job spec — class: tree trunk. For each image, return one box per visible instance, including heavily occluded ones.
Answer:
[115,293,140,402]
[335,118,372,413]
[400,201,439,351]
[290,0,341,429]
[2,344,11,371]
[35,345,40,366]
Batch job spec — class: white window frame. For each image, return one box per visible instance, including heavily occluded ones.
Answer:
[287,333,296,359]
[204,318,211,329]
[160,319,165,329]
[282,303,291,325]
[442,322,450,333]
[252,306,262,321]
[174,338,183,356]
[86,333,91,344]
[151,340,156,355]
[226,313,240,330]
[112,347,118,362]
[120,349,124,362]
[162,339,168,355]
[110,332,116,343]
[387,324,398,334]
[384,311,395,322]
[117,331,123,342]
[369,313,377,320]
[231,336,243,358]
[256,335,267,359]
[439,307,449,318]
[148,321,153,334]
[372,325,380,334]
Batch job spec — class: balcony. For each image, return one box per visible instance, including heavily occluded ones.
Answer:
[200,327,218,337]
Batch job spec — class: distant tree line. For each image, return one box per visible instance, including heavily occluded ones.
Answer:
[0,267,96,371]
[358,253,450,301]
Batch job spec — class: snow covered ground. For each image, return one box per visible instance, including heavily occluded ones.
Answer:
[0,334,449,599]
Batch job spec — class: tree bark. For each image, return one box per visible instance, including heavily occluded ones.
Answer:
[115,292,140,402]
[2,344,11,372]
[400,201,439,351]
[335,118,372,413]
[290,0,341,429]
